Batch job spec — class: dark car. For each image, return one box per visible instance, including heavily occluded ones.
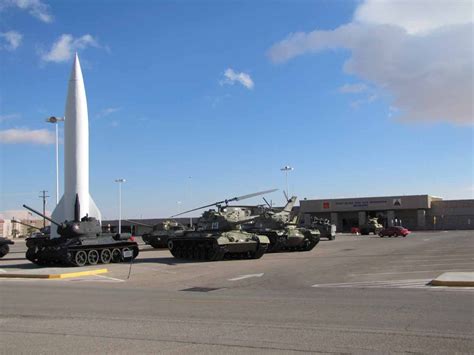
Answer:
[379,226,410,237]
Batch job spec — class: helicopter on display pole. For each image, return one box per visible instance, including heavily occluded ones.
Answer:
[166,189,278,261]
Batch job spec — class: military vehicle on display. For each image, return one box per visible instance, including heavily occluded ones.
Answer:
[0,237,14,258]
[11,219,50,238]
[126,219,188,248]
[22,195,139,266]
[310,217,336,240]
[359,217,384,235]
[243,196,320,252]
[166,190,277,261]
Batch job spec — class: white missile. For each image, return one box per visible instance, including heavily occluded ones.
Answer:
[51,53,101,237]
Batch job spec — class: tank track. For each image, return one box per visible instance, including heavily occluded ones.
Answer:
[168,238,267,261]
[265,231,320,253]
[26,241,139,267]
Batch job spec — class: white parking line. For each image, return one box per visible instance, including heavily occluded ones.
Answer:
[228,273,264,281]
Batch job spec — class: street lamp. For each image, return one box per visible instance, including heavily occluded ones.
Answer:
[280,165,294,199]
[46,116,65,205]
[115,178,126,233]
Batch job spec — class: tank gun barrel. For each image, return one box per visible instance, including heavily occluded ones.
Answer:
[171,188,278,217]
[22,204,61,226]
[124,219,153,228]
[11,219,42,230]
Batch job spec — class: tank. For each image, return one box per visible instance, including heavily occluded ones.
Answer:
[167,190,276,261]
[360,217,383,235]
[244,196,320,252]
[127,219,188,248]
[23,195,139,266]
[310,217,336,240]
[0,237,14,258]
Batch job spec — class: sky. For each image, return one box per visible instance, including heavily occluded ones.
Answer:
[0,0,473,220]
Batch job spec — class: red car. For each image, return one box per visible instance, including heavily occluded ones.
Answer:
[379,226,410,237]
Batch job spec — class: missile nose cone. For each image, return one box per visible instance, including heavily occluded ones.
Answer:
[69,53,84,82]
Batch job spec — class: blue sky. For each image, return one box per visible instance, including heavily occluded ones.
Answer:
[0,0,473,219]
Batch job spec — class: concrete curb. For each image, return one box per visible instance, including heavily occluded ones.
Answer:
[431,272,474,287]
[431,280,474,287]
[0,268,108,279]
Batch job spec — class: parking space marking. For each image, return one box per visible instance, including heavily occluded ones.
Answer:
[228,273,264,281]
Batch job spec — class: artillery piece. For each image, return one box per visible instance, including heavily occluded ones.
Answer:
[126,219,188,248]
[166,189,277,261]
[23,194,139,266]
[243,196,320,252]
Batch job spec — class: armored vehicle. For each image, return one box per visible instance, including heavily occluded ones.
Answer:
[167,190,276,261]
[23,195,139,266]
[0,237,14,258]
[360,217,383,235]
[127,219,188,248]
[311,217,336,240]
[244,196,320,252]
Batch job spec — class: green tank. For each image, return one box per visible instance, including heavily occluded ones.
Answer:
[127,219,187,248]
[360,217,383,235]
[167,190,276,261]
[23,195,139,266]
[244,196,320,252]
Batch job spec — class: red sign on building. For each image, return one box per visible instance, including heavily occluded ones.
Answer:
[323,202,330,209]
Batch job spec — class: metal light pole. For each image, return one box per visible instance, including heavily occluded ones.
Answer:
[187,176,192,228]
[115,179,126,233]
[177,201,182,215]
[280,165,294,199]
[46,116,65,205]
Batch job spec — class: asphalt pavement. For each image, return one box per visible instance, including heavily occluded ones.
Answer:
[1,230,473,353]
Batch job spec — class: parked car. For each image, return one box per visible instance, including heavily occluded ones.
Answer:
[379,226,410,237]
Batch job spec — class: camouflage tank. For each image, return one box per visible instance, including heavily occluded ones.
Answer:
[23,195,139,266]
[127,219,188,248]
[244,196,320,252]
[360,217,383,235]
[167,190,276,261]
[0,237,14,258]
[311,217,336,240]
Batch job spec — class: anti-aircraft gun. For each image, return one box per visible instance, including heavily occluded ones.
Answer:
[359,217,383,235]
[23,194,139,266]
[166,189,277,261]
[310,217,336,240]
[243,196,320,252]
[11,219,50,238]
[125,219,188,248]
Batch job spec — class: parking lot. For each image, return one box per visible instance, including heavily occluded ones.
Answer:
[1,231,473,353]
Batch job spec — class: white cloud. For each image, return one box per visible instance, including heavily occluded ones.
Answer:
[0,30,22,50]
[338,83,368,94]
[268,0,473,125]
[40,34,99,63]
[0,128,55,144]
[354,0,473,35]
[96,107,120,118]
[0,0,53,23]
[220,68,254,89]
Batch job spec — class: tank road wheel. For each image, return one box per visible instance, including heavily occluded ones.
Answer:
[0,244,10,258]
[74,250,87,267]
[88,250,99,265]
[111,248,122,263]
[100,249,112,264]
